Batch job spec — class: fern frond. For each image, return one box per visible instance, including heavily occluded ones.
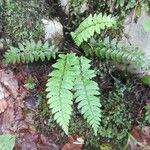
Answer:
[46,53,78,134]
[4,39,59,64]
[74,56,101,135]
[46,54,101,135]
[84,37,150,70]
[71,13,116,46]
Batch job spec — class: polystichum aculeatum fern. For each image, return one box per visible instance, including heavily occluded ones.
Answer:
[46,53,101,135]
[4,39,59,64]
[71,13,116,46]
[82,37,150,70]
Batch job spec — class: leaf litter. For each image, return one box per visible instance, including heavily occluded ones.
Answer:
[0,68,59,150]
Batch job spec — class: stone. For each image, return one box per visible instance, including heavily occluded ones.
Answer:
[59,0,88,14]
[42,18,64,47]
[123,10,150,57]
[122,10,150,76]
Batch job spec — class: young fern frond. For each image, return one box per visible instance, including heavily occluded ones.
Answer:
[46,54,101,135]
[74,57,101,135]
[4,39,59,64]
[71,13,116,46]
[46,54,78,134]
[83,37,150,70]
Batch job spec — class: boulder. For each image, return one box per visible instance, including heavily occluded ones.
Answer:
[42,18,64,47]
[122,10,150,77]
[123,10,150,57]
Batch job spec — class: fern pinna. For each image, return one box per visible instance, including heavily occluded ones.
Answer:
[71,13,116,46]
[4,40,59,64]
[46,53,101,135]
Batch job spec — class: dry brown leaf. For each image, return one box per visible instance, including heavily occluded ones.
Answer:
[0,69,18,99]
[62,135,84,150]
[0,100,8,114]
[129,126,150,150]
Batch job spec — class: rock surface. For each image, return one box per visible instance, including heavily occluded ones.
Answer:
[123,10,150,57]
[42,18,64,47]
[59,0,88,14]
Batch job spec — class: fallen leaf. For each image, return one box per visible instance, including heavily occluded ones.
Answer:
[129,126,150,150]
[62,135,84,150]
[0,100,8,114]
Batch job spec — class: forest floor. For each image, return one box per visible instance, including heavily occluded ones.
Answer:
[0,61,150,150]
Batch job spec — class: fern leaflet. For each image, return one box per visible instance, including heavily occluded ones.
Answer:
[46,53,78,134]
[4,39,59,64]
[71,13,116,46]
[74,56,101,135]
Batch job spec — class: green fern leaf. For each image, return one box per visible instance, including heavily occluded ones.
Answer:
[74,56,101,135]
[71,13,116,46]
[46,53,78,134]
[4,40,59,64]
[0,134,15,150]
[83,37,150,70]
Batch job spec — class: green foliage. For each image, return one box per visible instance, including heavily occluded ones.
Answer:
[71,13,116,46]
[46,53,77,134]
[88,0,150,17]
[67,80,134,149]
[144,18,150,32]
[1,0,44,43]
[99,80,133,148]
[24,75,36,90]
[82,37,150,70]
[100,144,112,150]
[145,103,150,123]
[4,40,59,64]
[69,0,87,15]
[46,53,101,135]
[0,134,15,150]
[0,0,150,149]
[142,75,150,85]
